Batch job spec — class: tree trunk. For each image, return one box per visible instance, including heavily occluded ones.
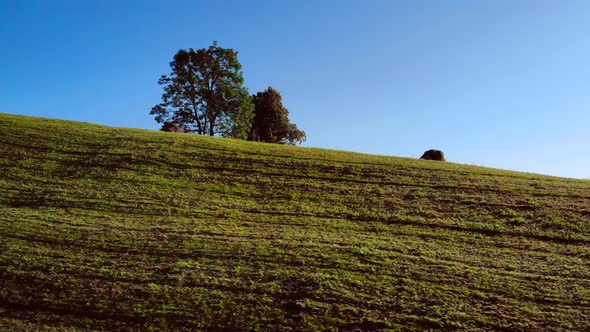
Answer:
[209,122,215,136]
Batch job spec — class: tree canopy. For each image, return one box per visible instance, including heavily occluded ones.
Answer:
[248,87,306,145]
[150,42,253,138]
[150,43,305,145]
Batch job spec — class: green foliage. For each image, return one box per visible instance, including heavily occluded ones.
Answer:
[150,41,253,138]
[248,87,306,145]
[1,113,589,331]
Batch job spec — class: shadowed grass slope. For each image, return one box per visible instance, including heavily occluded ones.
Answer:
[0,113,589,331]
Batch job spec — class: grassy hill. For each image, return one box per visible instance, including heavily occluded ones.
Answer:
[1,113,589,331]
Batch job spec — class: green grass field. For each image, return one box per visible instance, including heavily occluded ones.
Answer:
[1,113,589,331]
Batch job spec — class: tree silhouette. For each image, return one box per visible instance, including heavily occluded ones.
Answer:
[150,42,253,138]
[248,87,305,145]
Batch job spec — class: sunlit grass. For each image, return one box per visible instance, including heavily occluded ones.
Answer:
[1,113,589,331]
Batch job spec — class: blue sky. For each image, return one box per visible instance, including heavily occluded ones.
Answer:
[1,0,589,179]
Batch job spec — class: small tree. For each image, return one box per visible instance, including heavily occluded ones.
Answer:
[150,42,253,138]
[248,87,306,145]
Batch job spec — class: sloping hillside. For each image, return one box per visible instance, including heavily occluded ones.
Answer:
[1,113,589,331]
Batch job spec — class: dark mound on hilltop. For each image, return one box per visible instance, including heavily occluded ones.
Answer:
[161,122,184,133]
[420,149,445,161]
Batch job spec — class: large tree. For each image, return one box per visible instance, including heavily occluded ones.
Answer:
[248,87,306,145]
[150,42,253,138]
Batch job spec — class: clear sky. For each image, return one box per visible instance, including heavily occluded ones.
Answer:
[1,0,589,179]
